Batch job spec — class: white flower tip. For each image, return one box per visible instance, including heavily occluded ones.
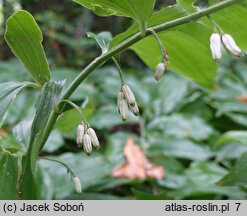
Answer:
[87,128,100,149]
[83,134,92,154]
[130,102,139,116]
[155,63,165,81]
[121,84,136,106]
[76,124,85,147]
[221,34,244,57]
[119,99,128,121]
[210,33,221,63]
[73,176,82,194]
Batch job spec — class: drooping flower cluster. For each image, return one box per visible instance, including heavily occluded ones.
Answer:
[210,32,244,62]
[77,122,100,155]
[117,84,139,121]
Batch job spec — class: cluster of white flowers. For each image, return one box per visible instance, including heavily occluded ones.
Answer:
[77,123,100,155]
[210,33,244,62]
[117,84,139,121]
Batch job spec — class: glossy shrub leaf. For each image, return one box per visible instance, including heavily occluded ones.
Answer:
[87,32,112,54]
[19,81,64,199]
[74,0,155,33]
[5,10,50,85]
[218,152,247,186]
[0,145,18,200]
[0,81,35,126]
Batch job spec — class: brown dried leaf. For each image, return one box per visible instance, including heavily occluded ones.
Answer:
[111,137,165,180]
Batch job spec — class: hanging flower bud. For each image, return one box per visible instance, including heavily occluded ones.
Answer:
[86,128,100,149]
[119,99,128,121]
[72,176,82,194]
[117,91,125,113]
[121,84,136,106]
[83,134,92,155]
[76,124,84,147]
[155,63,165,81]
[130,102,139,116]
[210,33,221,63]
[221,34,244,57]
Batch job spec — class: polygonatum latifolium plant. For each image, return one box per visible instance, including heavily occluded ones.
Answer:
[0,0,247,199]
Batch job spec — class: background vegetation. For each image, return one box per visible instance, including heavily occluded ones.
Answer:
[0,0,247,199]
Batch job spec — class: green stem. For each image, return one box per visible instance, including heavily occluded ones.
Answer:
[58,99,86,122]
[39,157,76,177]
[207,15,224,34]
[148,29,166,63]
[38,0,243,152]
[112,57,125,84]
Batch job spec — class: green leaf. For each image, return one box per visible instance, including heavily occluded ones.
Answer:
[39,152,114,199]
[87,31,112,54]
[19,81,64,199]
[111,1,247,88]
[110,4,187,48]
[131,24,216,88]
[147,136,212,161]
[0,81,35,126]
[0,145,19,200]
[74,0,155,34]
[147,114,214,141]
[55,101,95,139]
[43,130,64,153]
[5,10,50,85]
[218,152,247,186]
[216,131,247,148]
[132,188,173,200]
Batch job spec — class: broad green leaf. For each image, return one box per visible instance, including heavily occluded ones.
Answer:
[218,152,247,186]
[74,0,155,34]
[177,0,247,51]
[5,10,50,85]
[43,130,64,153]
[55,101,95,139]
[110,4,187,48]
[87,32,112,54]
[147,136,212,161]
[132,188,173,200]
[0,81,35,126]
[131,24,216,88]
[147,114,214,141]
[216,143,247,162]
[39,152,114,199]
[216,131,247,148]
[19,81,64,199]
[0,145,18,200]
[111,1,247,88]
[90,104,138,130]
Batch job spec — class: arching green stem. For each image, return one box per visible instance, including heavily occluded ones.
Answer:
[39,157,76,177]
[148,28,166,63]
[112,57,125,85]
